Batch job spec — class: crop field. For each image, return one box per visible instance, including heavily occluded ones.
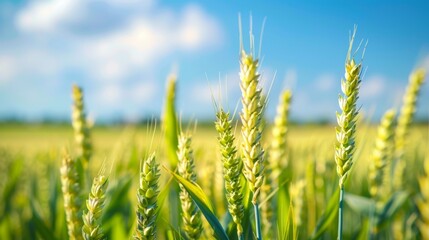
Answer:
[1,20,429,240]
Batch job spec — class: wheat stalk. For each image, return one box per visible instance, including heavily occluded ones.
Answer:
[82,175,108,240]
[393,69,426,190]
[269,89,292,181]
[261,89,292,238]
[60,151,83,240]
[215,109,244,239]
[177,133,203,239]
[394,69,426,160]
[135,152,160,240]
[72,84,92,165]
[289,180,306,227]
[417,157,429,240]
[335,29,362,240]
[368,109,396,200]
[239,50,265,240]
[335,57,362,187]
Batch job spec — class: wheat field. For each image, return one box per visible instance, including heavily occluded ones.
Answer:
[0,32,428,240]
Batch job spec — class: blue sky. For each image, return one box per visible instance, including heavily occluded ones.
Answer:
[0,1,428,123]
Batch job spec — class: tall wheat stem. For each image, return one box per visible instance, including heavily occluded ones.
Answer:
[215,109,244,239]
[335,29,362,240]
[239,51,265,240]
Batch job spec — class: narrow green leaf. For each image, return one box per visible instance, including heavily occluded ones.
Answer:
[163,76,179,168]
[356,219,370,240]
[241,176,253,240]
[110,215,128,239]
[344,193,376,216]
[1,158,23,221]
[165,167,229,240]
[310,187,340,240]
[102,176,132,223]
[31,201,57,240]
[377,191,409,227]
[277,180,291,239]
[155,176,173,223]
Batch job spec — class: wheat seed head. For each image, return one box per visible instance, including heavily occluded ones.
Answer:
[215,109,244,236]
[395,69,426,158]
[82,175,108,240]
[72,84,92,164]
[177,133,203,239]
[60,151,83,240]
[368,109,396,199]
[135,152,160,240]
[239,51,265,204]
[335,33,363,187]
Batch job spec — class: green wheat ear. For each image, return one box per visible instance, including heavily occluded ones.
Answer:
[392,69,426,190]
[262,89,292,238]
[239,50,265,205]
[395,69,426,160]
[82,175,108,240]
[368,109,396,200]
[72,84,92,165]
[177,133,203,239]
[335,56,362,187]
[60,151,83,240]
[335,29,363,240]
[289,179,306,227]
[215,108,244,238]
[269,89,292,182]
[135,152,160,240]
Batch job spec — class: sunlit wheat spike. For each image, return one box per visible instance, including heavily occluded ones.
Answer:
[60,151,83,240]
[289,179,306,227]
[335,29,364,240]
[82,175,108,240]
[72,84,92,165]
[417,157,429,240]
[239,50,265,204]
[334,50,362,188]
[215,109,244,237]
[269,89,292,183]
[368,109,396,199]
[177,133,203,239]
[135,153,160,240]
[261,89,292,238]
[395,69,426,160]
[392,69,426,189]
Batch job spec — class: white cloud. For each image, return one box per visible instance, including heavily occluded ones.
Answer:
[0,51,61,83]
[16,0,80,33]
[0,55,17,84]
[130,81,157,104]
[96,81,156,103]
[85,5,222,82]
[97,83,123,105]
[16,2,223,83]
[361,75,386,98]
[178,5,221,50]
[314,73,336,92]
[283,69,297,90]
[10,1,223,120]
[190,73,241,107]
[106,0,153,7]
